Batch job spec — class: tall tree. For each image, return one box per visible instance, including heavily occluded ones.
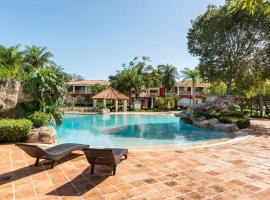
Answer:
[0,45,24,70]
[91,83,109,95]
[158,64,179,94]
[110,57,153,97]
[187,5,270,95]
[24,45,54,72]
[67,73,85,81]
[181,67,201,108]
[228,0,270,15]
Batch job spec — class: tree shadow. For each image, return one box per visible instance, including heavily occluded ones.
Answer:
[0,153,83,185]
[47,166,111,196]
[242,124,270,137]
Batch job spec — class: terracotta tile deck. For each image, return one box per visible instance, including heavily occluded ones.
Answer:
[0,120,270,200]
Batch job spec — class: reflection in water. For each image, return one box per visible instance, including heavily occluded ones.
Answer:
[104,123,225,142]
[54,114,226,147]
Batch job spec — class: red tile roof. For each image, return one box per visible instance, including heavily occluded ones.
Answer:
[92,87,129,100]
[66,80,110,86]
[176,80,207,87]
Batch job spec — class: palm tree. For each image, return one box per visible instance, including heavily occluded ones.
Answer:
[158,64,179,94]
[0,45,24,70]
[24,45,54,72]
[181,67,201,108]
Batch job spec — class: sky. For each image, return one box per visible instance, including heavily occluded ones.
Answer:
[0,0,224,80]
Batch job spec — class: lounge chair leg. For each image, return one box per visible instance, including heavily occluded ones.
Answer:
[91,164,95,174]
[51,161,56,169]
[112,165,116,175]
[35,158,40,166]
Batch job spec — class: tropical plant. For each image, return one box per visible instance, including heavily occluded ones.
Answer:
[203,81,227,96]
[154,97,166,110]
[110,57,152,105]
[66,73,85,81]
[165,94,180,110]
[181,67,201,108]
[0,45,24,70]
[28,111,51,128]
[91,83,108,95]
[158,64,179,94]
[25,67,67,125]
[24,45,54,72]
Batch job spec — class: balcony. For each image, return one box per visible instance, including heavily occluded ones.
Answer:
[70,90,91,94]
[178,91,203,95]
[178,91,191,95]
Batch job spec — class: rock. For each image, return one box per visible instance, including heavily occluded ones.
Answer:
[27,126,57,144]
[208,118,219,127]
[205,96,238,112]
[193,106,205,113]
[0,79,33,112]
[99,108,110,115]
[180,116,193,124]
[180,112,193,124]
[213,123,238,132]
[192,118,238,132]
[193,118,219,129]
[234,131,248,137]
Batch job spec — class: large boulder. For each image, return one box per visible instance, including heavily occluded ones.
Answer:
[27,126,57,144]
[0,79,32,112]
[213,123,238,132]
[193,118,219,129]
[193,118,238,132]
[205,96,238,112]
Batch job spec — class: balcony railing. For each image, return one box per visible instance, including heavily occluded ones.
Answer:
[71,90,91,94]
[179,91,203,95]
[178,91,191,95]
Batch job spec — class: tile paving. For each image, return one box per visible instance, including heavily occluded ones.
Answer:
[0,120,270,200]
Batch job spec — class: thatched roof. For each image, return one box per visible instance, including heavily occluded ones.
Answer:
[92,87,129,100]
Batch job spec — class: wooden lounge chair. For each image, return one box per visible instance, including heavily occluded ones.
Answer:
[83,148,128,175]
[16,143,89,168]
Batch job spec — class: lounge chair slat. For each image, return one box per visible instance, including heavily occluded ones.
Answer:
[16,143,89,168]
[83,148,128,175]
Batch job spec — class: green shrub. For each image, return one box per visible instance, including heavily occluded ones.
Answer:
[194,111,219,119]
[15,100,40,118]
[0,65,27,80]
[219,111,244,118]
[219,117,250,129]
[154,98,166,110]
[28,111,51,127]
[0,119,33,142]
[235,118,250,129]
[0,65,18,79]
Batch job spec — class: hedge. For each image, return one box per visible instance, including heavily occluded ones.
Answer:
[219,117,250,129]
[194,111,219,119]
[219,111,244,118]
[0,119,33,142]
[28,111,51,128]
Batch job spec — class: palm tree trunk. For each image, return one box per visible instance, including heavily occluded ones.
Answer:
[259,94,263,116]
[226,79,232,96]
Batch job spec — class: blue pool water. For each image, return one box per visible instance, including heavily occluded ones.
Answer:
[54,114,226,147]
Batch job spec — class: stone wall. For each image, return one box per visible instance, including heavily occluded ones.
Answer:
[0,79,32,113]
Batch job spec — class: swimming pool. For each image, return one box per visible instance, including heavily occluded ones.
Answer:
[54,114,227,148]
